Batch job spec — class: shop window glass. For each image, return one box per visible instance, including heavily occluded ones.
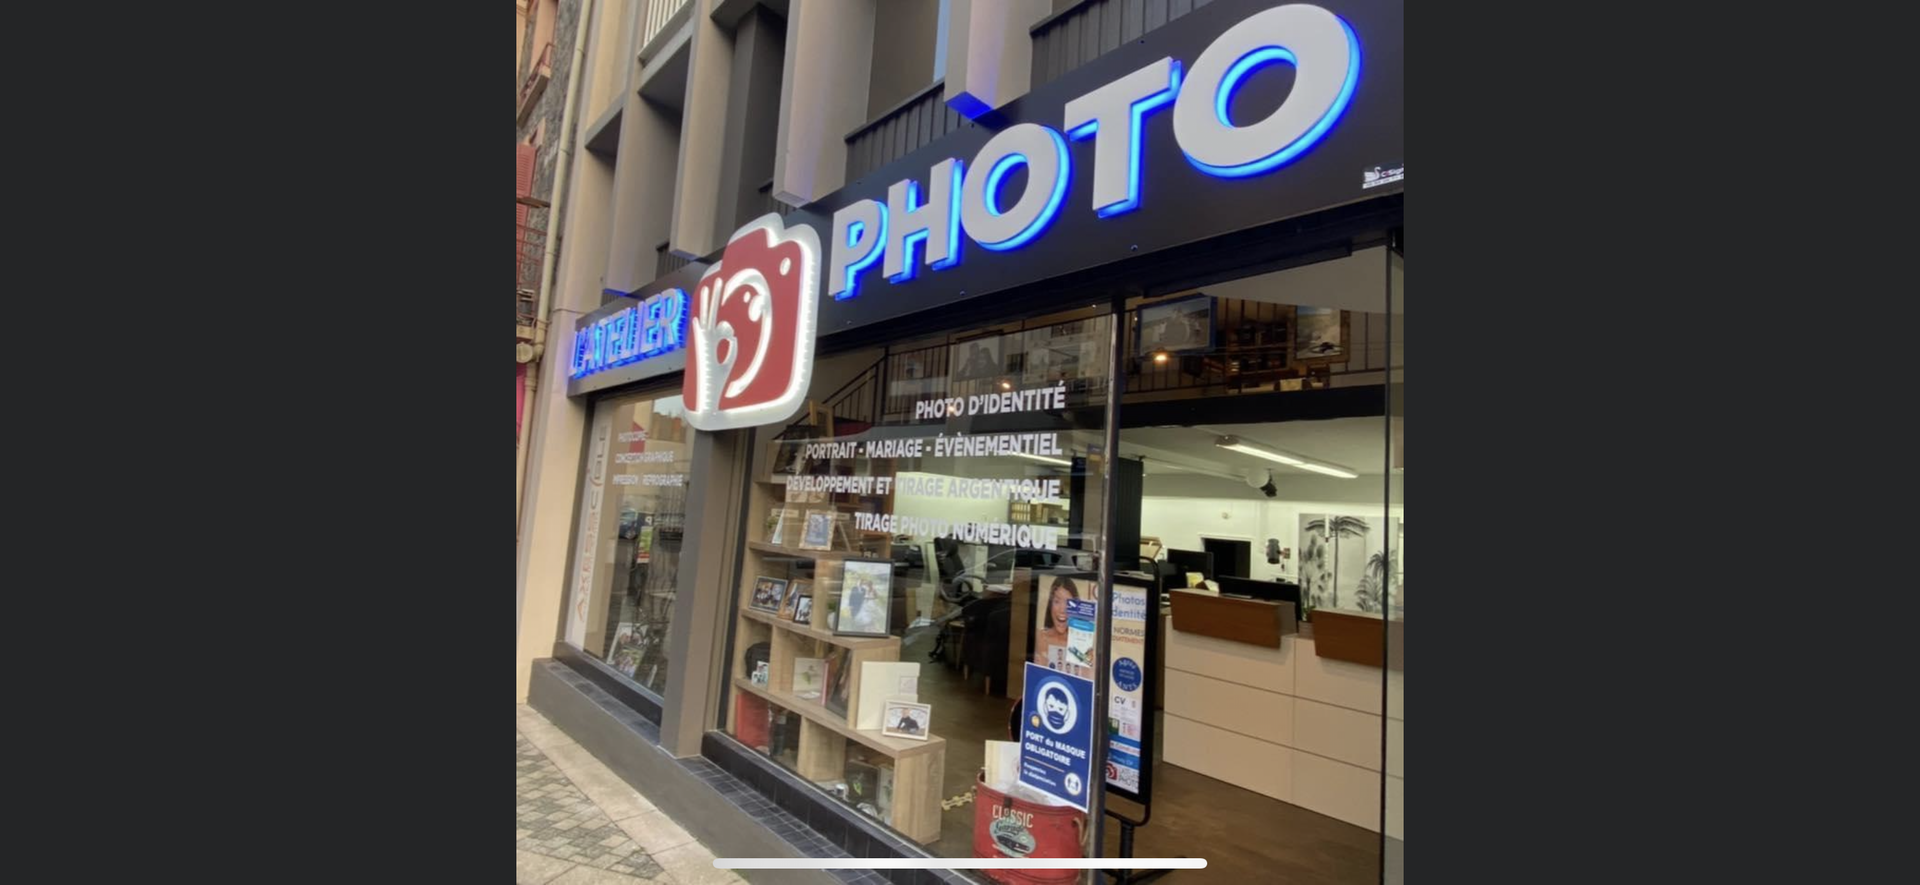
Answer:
[1384,240,1405,884]
[722,308,1115,861]
[563,388,692,698]
[1107,245,1399,883]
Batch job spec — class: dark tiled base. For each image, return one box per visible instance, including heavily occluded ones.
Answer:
[701,732,977,885]
[553,641,664,724]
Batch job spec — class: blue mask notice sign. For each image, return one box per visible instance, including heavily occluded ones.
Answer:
[1019,662,1096,811]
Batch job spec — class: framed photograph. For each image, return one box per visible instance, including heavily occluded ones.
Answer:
[799,510,835,551]
[879,700,932,741]
[835,560,893,637]
[780,580,812,621]
[750,660,770,687]
[948,335,1004,382]
[748,576,788,614]
[1136,294,1214,356]
[792,595,813,625]
[1292,306,1350,364]
[822,646,853,718]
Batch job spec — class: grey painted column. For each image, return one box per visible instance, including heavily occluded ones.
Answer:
[606,56,682,292]
[669,0,738,258]
[716,6,787,233]
[658,427,750,757]
[771,0,876,205]
[941,0,1049,118]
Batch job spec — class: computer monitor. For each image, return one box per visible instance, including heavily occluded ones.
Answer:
[1165,549,1214,584]
[1216,576,1303,616]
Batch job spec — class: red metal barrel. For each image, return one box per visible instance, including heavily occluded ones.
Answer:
[973,773,1086,885]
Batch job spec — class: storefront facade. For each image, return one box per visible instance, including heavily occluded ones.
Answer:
[529,1,1402,881]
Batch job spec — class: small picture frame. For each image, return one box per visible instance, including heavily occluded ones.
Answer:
[799,510,835,551]
[748,576,788,614]
[835,560,893,637]
[771,507,803,546]
[792,595,813,625]
[1136,294,1215,356]
[879,700,931,741]
[793,657,827,700]
[750,660,770,687]
[780,580,812,621]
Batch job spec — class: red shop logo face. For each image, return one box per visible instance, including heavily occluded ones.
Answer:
[683,215,821,431]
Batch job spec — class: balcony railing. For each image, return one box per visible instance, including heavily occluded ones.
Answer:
[844,80,956,183]
[655,241,691,278]
[518,196,549,336]
[1030,0,1205,90]
[517,42,554,127]
[640,0,692,61]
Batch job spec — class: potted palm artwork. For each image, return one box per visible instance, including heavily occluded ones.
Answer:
[1297,510,1390,614]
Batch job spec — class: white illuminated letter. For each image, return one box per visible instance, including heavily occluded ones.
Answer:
[960,123,1070,252]
[884,157,965,282]
[1171,3,1359,178]
[827,199,887,300]
[1063,56,1181,217]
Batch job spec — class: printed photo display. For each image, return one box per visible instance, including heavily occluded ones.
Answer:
[835,560,892,637]
[608,622,642,678]
[880,700,931,741]
[1033,574,1097,680]
[793,657,827,700]
[1293,306,1348,362]
[1137,295,1214,355]
[749,576,788,614]
[799,510,835,551]
[780,580,812,621]
[792,595,813,624]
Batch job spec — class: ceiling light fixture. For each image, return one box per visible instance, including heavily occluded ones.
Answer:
[1215,436,1302,466]
[1292,461,1360,479]
[1214,435,1357,478]
[1010,451,1073,468]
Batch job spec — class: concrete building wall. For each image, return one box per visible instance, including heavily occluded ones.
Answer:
[866,0,940,118]
[517,0,1169,701]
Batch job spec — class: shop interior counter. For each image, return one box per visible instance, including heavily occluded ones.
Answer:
[1157,604,1403,839]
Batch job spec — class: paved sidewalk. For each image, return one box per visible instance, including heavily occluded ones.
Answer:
[518,704,747,885]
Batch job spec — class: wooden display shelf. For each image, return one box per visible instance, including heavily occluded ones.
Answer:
[740,606,899,650]
[747,540,885,561]
[732,677,945,759]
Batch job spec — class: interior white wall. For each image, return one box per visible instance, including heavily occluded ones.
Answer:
[1141,485,1403,582]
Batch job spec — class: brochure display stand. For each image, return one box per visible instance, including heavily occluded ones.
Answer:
[1104,572,1170,885]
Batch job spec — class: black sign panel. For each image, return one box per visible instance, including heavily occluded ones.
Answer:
[568,0,1402,397]
[787,0,1402,336]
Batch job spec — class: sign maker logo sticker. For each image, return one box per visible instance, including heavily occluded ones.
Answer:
[684,215,822,432]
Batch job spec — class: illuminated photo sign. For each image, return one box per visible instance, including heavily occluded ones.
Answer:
[828,2,1362,301]
[564,0,1400,402]
[569,287,687,380]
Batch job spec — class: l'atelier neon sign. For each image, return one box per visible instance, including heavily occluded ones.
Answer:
[570,287,688,379]
[829,3,1362,300]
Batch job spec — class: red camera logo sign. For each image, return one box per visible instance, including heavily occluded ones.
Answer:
[683,215,821,431]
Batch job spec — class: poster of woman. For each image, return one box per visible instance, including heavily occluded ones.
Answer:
[1032,574,1095,679]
